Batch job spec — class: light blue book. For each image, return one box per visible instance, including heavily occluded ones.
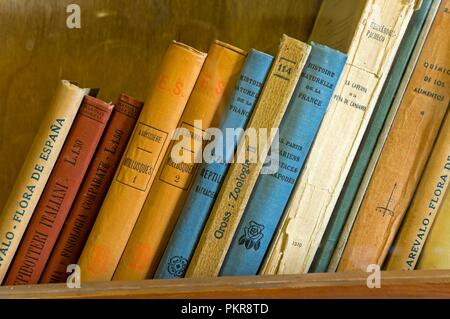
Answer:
[309,0,435,273]
[220,43,347,276]
[155,49,273,279]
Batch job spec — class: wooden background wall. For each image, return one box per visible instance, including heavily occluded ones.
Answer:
[0,0,322,211]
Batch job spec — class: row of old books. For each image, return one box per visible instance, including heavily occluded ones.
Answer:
[0,0,449,286]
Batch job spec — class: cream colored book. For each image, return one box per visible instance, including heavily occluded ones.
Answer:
[327,0,440,272]
[0,80,89,284]
[338,0,450,272]
[261,0,417,275]
[186,35,311,278]
[386,109,450,270]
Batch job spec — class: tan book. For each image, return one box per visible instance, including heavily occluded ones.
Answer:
[338,0,450,272]
[112,41,247,281]
[386,109,450,270]
[327,0,441,272]
[186,35,311,278]
[417,177,450,269]
[78,41,206,282]
[0,80,89,284]
[261,0,417,275]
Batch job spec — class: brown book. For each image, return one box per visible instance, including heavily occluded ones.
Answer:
[4,96,113,285]
[338,0,450,272]
[39,94,143,284]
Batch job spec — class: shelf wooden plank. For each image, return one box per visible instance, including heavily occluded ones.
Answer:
[1,270,450,298]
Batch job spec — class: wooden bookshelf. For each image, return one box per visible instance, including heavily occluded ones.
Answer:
[1,0,448,300]
[1,271,450,298]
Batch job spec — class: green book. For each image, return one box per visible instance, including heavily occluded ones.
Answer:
[310,0,438,273]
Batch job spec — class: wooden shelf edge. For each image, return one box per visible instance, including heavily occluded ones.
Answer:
[1,270,450,299]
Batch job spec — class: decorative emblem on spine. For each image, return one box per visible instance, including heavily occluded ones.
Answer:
[238,221,264,251]
[167,256,188,277]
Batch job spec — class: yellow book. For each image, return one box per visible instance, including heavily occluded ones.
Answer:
[261,0,417,275]
[0,80,89,284]
[112,41,246,281]
[386,110,450,270]
[78,42,207,282]
[186,35,311,278]
[418,182,450,269]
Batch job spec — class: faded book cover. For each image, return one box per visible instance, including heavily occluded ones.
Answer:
[386,109,450,270]
[338,0,450,272]
[186,35,311,278]
[313,0,438,273]
[261,0,417,275]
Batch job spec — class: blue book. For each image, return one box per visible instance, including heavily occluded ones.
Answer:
[220,43,347,276]
[309,0,435,273]
[155,49,273,279]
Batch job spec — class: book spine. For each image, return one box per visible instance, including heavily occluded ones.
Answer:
[154,49,273,279]
[418,184,450,269]
[261,0,416,275]
[186,35,311,278]
[220,43,347,276]
[77,42,206,283]
[4,97,113,285]
[310,0,436,273]
[338,0,450,272]
[112,41,247,281]
[327,0,441,273]
[386,110,450,270]
[40,95,143,284]
[0,81,88,284]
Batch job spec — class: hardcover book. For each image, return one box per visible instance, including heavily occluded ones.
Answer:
[155,49,273,279]
[5,96,113,285]
[338,0,450,272]
[40,94,143,283]
[0,80,89,284]
[113,41,247,281]
[311,0,437,273]
[77,41,206,283]
[261,0,417,275]
[220,43,347,276]
[186,35,311,278]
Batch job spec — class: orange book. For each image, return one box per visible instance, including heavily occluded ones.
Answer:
[77,42,207,282]
[338,0,450,272]
[113,41,246,281]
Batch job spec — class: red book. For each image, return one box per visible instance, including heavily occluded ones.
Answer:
[40,94,143,283]
[4,96,113,285]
